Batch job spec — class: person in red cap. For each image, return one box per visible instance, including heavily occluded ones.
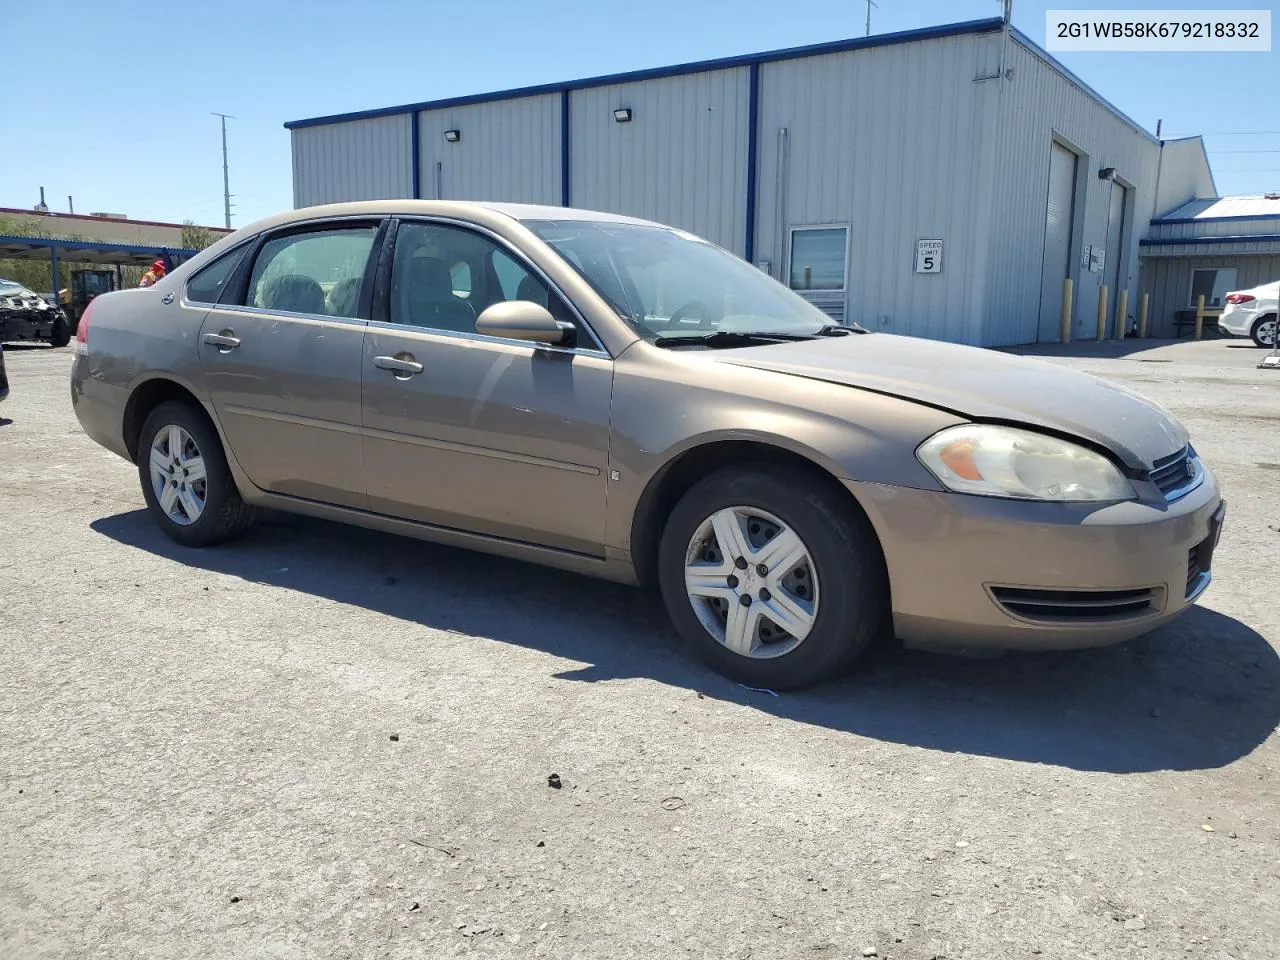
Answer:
[139,259,167,288]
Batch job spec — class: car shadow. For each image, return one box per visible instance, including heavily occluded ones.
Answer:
[92,509,1279,775]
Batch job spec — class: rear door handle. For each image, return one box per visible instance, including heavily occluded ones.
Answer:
[202,331,241,352]
[373,354,424,378]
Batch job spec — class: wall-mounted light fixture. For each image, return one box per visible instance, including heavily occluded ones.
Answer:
[444,129,461,143]
[613,108,633,123]
[1098,166,1116,181]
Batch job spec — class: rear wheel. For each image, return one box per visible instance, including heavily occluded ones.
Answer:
[48,314,71,348]
[137,401,255,547]
[657,467,887,690]
[1250,315,1277,348]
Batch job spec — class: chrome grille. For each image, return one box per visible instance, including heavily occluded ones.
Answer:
[990,586,1159,624]
[1149,447,1200,501]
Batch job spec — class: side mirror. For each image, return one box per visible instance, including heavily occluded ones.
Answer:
[475,300,574,346]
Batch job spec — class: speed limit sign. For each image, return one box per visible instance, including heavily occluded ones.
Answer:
[915,239,944,274]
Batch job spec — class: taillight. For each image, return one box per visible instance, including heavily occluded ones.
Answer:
[75,299,95,346]
[1225,293,1255,305]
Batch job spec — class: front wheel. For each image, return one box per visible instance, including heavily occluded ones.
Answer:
[48,314,71,348]
[1251,315,1277,348]
[137,401,256,547]
[657,467,888,690]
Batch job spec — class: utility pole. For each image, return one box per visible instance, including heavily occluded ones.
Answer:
[212,112,235,229]
[865,0,877,36]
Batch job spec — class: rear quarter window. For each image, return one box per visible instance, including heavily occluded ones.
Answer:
[185,246,248,305]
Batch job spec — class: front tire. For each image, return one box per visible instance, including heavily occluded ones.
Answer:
[137,401,255,547]
[657,467,888,690]
[48,314,71,348]
[1250,315,1277,348]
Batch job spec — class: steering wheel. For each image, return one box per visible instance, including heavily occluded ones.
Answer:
[667,300,715,330]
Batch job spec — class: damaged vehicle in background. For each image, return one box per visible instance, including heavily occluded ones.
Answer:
[0,278,72,347]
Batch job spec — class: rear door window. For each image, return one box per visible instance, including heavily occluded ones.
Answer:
[245,226,378,319]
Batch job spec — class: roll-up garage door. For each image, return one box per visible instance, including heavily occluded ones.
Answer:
[1038,142,1078,341]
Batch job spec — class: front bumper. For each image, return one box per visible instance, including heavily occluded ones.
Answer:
[0,310,58,342]
[848,471,1223,652]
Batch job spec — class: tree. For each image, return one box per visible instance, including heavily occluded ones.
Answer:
[181,220,217,251]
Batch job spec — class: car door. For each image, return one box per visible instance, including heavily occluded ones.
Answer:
[196,218,383,508]
[361,218,613,556]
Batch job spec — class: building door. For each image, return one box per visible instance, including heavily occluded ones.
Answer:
[1105,181,1127,335]
[1038,142,1078,342]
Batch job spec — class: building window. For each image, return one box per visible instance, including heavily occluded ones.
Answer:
[788,227,848,292]
[1189,268,1238,309]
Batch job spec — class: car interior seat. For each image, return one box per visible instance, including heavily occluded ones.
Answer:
[326,276,363,318]
[262,274,327,315]
[405,256,476,331]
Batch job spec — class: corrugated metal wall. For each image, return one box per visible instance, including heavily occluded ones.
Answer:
[1152,138,1216,218]
[568,69,750,255]
[418,94,562,204]
[982,38,1161,346]
[1142,254,1280,336]
[291,115,413,208]
[754,34,997,342]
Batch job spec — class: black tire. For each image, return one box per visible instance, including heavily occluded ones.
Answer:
[137,401,256,547]
[1250,315,1277,349]
[48,314,71,348]
[657,467,888,690]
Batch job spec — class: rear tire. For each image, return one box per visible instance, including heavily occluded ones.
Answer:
[138,401,256,547]
[1250,315,1277,348]
[48,314,71,348]
[657,466,888,690]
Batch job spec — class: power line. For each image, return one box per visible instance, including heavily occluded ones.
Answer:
[1207,148,1280,154]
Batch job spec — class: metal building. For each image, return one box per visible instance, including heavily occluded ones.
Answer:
[286,16,1215,347]
[1141,194,1280,336]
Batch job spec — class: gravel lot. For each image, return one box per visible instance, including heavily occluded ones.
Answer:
[2,338,1278,960]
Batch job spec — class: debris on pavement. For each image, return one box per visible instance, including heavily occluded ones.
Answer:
[547,773,562,789]
[738,684,779,697]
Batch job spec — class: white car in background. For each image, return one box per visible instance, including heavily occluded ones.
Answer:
[1218,280,1278,348]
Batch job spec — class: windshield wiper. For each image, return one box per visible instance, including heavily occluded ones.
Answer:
[654,330,819,348]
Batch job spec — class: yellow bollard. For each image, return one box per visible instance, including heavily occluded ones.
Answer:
[1195,293,1205,340]
[1060,278,1074,344]
[1096,285,1108,341]
[1138,292,1149,339]
[1117,288,1129,340]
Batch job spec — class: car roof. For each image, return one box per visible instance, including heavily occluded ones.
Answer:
[247,200,665,236]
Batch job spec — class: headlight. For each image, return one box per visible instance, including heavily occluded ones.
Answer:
[917,424,1135,502]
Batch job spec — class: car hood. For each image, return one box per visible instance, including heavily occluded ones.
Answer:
[717,333,1186,471]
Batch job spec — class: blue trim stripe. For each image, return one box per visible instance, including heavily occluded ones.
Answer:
[284,18,1005,130]
[1140,234,1280,247]
[744,62,760,262]
[1152,213,1280,225]
[561,90,571,207]
[0,234,198,258]
[410,111,421,199]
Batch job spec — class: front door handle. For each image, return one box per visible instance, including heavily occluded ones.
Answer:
[202,330,241,353]
[373,354,424,379]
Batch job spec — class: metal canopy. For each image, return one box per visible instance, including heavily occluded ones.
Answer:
[0,234,199,267]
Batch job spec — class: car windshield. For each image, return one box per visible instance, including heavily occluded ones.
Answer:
[0,281,34,297]
[524,220,844,342]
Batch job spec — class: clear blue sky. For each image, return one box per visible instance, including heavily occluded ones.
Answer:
[4,0,1275,227]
